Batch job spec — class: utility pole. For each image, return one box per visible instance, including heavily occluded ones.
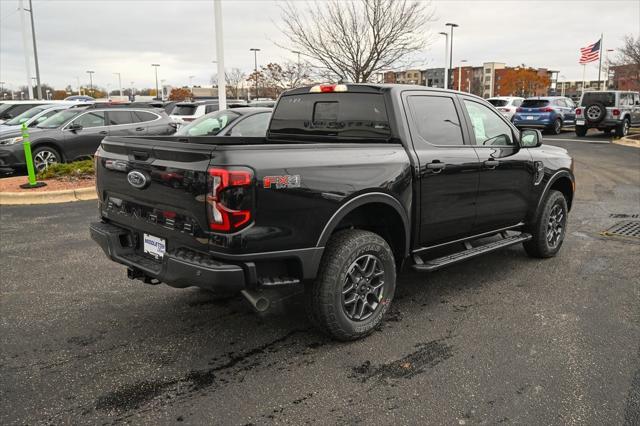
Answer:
[214,0,227,110]
[86,70,94,97]
[27,0,42,99]
[151,64,160,100]
[250,48,260,99]
[19,0,34,100]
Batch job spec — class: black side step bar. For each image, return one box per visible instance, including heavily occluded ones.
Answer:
[412,232,532,272]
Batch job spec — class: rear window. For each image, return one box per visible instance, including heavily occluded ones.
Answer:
[580,92,615,107]
[487,99,508,107]
[521,99,550,108]
[171,105,197,116]
[133,111,158,123]
[269,93,391,141]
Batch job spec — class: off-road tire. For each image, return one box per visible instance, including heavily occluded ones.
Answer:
[306,229,396,341]
[575,125,587,137]
[615,118,630,138]
[524,190,568,258]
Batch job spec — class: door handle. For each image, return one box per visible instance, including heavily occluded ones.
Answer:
[99,131,108,135]
[135,127,144,131]
[426,162,446,174]
[483,159,500,169]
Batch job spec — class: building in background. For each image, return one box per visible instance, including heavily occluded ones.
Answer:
[610,64,640,91]
[451,63,558,98]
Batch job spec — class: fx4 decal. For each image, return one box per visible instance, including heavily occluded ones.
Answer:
[263,175,301,189]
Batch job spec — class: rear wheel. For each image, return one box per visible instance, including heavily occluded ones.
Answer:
[306,229,396,341]
[549,118,562,135]
[32,146,61,172]
[575,125,587,137]
[615,118,630,138]
[524,190,568,258]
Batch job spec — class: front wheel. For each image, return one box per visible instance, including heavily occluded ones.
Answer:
[524,190,568,258]
[32,146,61,172]
[306,229,396,341]
[575,125,587,137]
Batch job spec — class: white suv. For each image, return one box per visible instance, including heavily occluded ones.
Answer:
[487,96,524,121]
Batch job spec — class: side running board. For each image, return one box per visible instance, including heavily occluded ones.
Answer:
[412,232,532,272]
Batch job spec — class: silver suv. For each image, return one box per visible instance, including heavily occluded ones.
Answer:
[575,90,640,137]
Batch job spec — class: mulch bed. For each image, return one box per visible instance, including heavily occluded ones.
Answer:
[0,175,95,193]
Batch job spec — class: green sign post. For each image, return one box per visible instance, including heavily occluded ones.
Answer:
[19,122,46,189]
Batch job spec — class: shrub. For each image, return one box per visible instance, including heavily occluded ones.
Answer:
[37,159,94,180]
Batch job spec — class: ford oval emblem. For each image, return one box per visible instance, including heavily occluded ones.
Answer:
[127,170,148,189]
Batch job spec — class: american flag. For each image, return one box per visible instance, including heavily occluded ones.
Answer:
[579,39,601,64]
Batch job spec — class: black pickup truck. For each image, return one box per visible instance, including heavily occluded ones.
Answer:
[91,84,575,340]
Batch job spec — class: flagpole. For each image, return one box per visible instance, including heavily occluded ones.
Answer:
[582,64,586,95]
[597,33,603,91]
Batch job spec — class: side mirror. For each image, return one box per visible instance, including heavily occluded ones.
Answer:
[521,129,542,148]
[68,123,82,132]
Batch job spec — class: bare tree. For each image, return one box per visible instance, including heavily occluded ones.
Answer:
[226,68,246,98]
[279,0,434,83]
[609,34,640,85]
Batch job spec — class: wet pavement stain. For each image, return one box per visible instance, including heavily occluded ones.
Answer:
[95,329,309,412]
[350,339,454,382]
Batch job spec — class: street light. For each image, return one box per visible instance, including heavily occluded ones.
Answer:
[86,70,94,97]
[151,64,160,100]
[445,22,459,89]
[114,72,123,97]
[605,49,615,90]
[438,32,449,89]
[249,48,261,99]
[458,59,467,91]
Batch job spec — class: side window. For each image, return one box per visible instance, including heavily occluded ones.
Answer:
[229,113,271,137]
[463,100,514,146]
[620,93,631,106]
[71,111,105,129]
[565,98,575,108]
[407,96,464,146]
[107,110,134,125]
[133,111,158,123]
[555,99,567,107]
[205,105,218,114]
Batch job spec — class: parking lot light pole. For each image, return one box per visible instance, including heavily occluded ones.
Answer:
[86,70,94,97]
[19,0,34,100]
[151,64,160,100]
[114,72,122,97]
[250,48,260,99]
[214,0,227,110]
[439,32,448,89]
[27,0,42,100]
[445,22,458,89]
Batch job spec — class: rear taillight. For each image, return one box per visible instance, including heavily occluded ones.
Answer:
[575,108,582,115]
[540,107,554,113]
[612,109,620,116]
[207,167,254,232]
[516,107,523,112]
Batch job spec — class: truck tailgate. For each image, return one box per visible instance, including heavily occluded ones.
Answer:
[96,136,216,250]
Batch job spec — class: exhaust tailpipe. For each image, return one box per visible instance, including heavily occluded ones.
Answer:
[241,289,270,313]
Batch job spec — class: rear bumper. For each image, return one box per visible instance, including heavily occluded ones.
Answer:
[575,118,623,128]
[90,221,248,292]
[513,118,554,128]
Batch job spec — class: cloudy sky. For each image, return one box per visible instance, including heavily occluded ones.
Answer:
[1,0,638,92]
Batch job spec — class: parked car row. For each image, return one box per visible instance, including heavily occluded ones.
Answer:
[0,98,275,175]
[494,90,640,137]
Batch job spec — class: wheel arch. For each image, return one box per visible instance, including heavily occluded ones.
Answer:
[31,139,66,161]
[316,192,410,266]
[536,170,575,215]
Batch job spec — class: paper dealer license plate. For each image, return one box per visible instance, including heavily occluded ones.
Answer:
[576,119,585,125]
[143,233,166,259]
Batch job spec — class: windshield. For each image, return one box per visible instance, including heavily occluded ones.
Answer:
[5,106,48,125]
[521,99,550,108]
[171,105,197,116]
[37,109,81,129]
[175,110,240,136]
[580,92,616,107]
[487,99,508,107]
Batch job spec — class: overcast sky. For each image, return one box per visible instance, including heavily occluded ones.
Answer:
[1,0,638,91]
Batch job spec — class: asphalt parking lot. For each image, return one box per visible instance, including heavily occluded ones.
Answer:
[1,131,639,425]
